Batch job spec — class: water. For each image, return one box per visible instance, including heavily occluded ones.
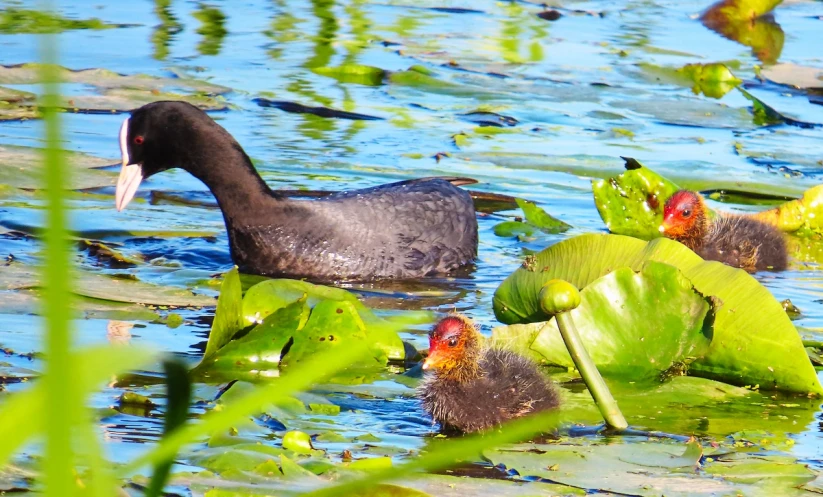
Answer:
[1,0,823,492]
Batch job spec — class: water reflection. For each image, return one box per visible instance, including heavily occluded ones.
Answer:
[152,0,182,60]
[193,3,227,56]
[700,1,784,64]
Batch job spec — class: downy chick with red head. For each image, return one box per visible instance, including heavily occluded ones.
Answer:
[417,314,561,433]
[660,190,788,273]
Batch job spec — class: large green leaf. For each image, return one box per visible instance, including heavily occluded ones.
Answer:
[492,261,712,379]
[493,234,822,394]
[194,275,417,380]
[243,279,422,362]
[194,299,309,380]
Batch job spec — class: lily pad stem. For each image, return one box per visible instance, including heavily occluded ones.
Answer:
[539,280,628,430]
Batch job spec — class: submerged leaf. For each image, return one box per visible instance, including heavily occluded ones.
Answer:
[0,263,213,307]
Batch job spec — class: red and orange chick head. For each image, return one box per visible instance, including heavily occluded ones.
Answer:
[422,314,481,375]
[660,190,708,242]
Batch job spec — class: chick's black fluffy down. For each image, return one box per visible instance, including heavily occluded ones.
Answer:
[700,216,788,272]
[418,348,561,433]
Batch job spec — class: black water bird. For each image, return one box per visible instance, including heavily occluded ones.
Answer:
[115,101,478,281]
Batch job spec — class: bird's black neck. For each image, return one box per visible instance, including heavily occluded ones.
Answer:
[182,122,280,224]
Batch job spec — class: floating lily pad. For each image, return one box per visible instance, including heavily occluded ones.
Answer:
[493,261,712,379]
[0,263,213,307]
[493,198,570,238]
[59,88,228,113]
[610,98,755,129]
[485,438,814,497]
[0,145,115,190]
[458,152,818,198]
[243,278,424,360]
[637,62,741,98]
[194,270,423,380]
[0,64,230,94]
[760,63,823,91]
[493,234,822,394]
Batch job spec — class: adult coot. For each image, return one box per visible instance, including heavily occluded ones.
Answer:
[115,101,478,281]
[418,314,561,433]
[660,190,788,272]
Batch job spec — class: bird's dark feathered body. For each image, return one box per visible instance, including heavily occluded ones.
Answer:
[695,215,788,272]
[225,178,477,281]
[418,347,561,433]
[115,101,478,282]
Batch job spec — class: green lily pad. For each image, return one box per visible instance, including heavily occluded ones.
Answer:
[493,261,712,379]
[194,273,412,379]
[193,299,308,380]
[280,300,385,371]
[592,159,680,240]
[493,234,822,394]
[203,267,245,362]
[492,221,536,238]
[282,431,313,454]
[493,198,570,238]
[243,279,420,362]
[515,198,571,234]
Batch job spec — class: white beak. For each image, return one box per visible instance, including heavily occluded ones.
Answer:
[115,117,143,212]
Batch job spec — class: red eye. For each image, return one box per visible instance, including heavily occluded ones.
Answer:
[134,135,144,145]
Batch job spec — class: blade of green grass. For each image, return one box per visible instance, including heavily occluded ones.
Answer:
[146,359,193,497]
[119,341,370,476]
[38,6,75,495]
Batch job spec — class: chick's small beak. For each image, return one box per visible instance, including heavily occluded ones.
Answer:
[422,351,440,370]
[659,215,674,234]
[115,118,143,212]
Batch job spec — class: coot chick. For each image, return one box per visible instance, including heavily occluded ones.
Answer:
[418,314,561,433]
[114,101,477,282]
[660,190,788,272]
